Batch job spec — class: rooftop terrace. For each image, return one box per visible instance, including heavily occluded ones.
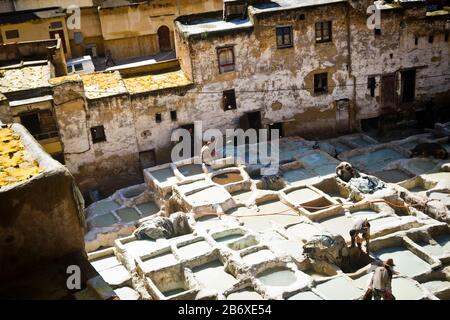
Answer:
[0,126,41,188]
[0,63,52,94]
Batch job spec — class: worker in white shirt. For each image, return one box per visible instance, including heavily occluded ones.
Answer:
[201,137,217,166]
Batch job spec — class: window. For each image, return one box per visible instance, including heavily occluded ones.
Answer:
[414,36,418,45]
[276,26,293,48]
[74,64,83,71]
[74,32,84,45]
[170,110,177,122]
[223,89,237,111]
[91,126,106,144]
[428,35,434,44]
[19,110,58,140]
[314,73,328,94]
[5,29,19,39]
[224,3,247,20]
[315,21,332,43]
[401,70,416,103]
[139,150,156,169]
[445,32,449,42]
[20,113,41,136]
[217,46,235,73]
[368,77,376,97]
[374,28,381,36]
[155,113,162,123]
[50,21,63,29]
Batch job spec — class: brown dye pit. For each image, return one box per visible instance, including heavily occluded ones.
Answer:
[212,172,243,185]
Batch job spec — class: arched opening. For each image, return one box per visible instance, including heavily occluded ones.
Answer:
[157,25,171,52]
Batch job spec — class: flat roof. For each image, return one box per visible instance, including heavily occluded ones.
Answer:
[80,71,128,100]
[67,56,93,65]
[0,7,65,25]
[0,63,52,94]
[0,126,41,189]
[251,0,347,13]
[9,95,53,107]
[177,13,253,37]
[177,1,347,37]
[123,70,192,95]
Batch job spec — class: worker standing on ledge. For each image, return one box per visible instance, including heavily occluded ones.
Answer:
[349,218,371,253]
[201,137,217,166]
[367,259,396,300]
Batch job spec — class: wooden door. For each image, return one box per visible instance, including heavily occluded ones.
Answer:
[381,74,396,110]
[158,26,171,52]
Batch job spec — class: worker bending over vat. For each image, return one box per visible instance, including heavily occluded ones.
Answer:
[349,218,371,254]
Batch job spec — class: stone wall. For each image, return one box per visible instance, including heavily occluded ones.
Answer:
[350,6,450,122]
[51,2,450,196]
[0,122,85,281]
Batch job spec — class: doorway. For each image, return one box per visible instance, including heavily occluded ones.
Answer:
[381,74,396,110]
[401,70,416,103]
[361,117,380,132]
[336,99,350,134]
[268,122,284,140]
[158,26,171,52]
[19,113,41,136]
[178,123,195,159]
[240,111,262,131]
[139,150,156,170]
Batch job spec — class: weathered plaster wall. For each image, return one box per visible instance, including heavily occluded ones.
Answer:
[0,95,12,122]
[98,0,223,60]
[53,81,142,196]
[0,16,73,58]
[349,6,450,122]
[13,0,94,10]
[182,3,352,138]
[51,3,450,197]
[68,7,105,58]
[0,123,85,281]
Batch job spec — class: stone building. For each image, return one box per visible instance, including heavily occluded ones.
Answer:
[47,0,449,198]
[0,6,73,58]
[0,0,224,61]
[0,39,67,161]
[1,1,449,199]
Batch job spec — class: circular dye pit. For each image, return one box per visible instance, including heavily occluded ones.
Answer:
[351,209,379,220]
[257,268,297,287]
[227,289,263,300]
[212,172,243,185]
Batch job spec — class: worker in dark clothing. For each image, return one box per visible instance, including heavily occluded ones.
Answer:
[350,218,371,253]
[368,258,396,300]
[105,50,116,68]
